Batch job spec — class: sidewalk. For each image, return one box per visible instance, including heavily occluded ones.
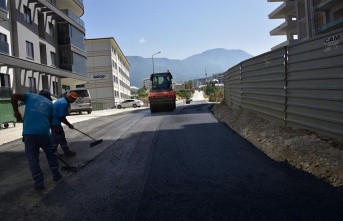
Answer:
[0,107,149,146]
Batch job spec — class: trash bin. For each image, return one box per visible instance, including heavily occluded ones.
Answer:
[0,99,16,129]
[0,87,16,129]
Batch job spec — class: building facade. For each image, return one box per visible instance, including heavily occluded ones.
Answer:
[0,0,87,98]
[172,82,185,91]
[85,38,131,109]
[142,77,151,90]
[269,0,343,50]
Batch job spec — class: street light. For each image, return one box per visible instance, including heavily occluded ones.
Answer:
[152,51,161,74]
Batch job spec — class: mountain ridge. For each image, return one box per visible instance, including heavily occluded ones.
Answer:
[127,48,253,87]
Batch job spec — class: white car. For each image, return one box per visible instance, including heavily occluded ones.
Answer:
[62,89,92,115]
[117,99,144,109]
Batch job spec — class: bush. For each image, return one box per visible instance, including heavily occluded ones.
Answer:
[175,89,192,99]
[204,82,223,102]
[209,89,223,102]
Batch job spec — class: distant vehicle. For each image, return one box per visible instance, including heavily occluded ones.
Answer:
[62,89,92,115]
[186,98,192,104]
[117,99,144,109]
[148,71,176,113]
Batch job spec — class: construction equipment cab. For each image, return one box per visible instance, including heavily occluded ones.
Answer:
[148,71,176,113]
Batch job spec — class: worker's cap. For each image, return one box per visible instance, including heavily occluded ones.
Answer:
[69,92,78,99]
[39,89,53,101]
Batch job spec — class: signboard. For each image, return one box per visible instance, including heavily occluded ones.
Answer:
[323,34,341,50]
[89,73,110,80]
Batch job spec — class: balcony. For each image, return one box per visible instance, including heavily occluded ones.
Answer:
[269,1,296,19]
[60,62,87,77]
[0,41,9,55]
[60,9,85,28]
[0,53,88,81]
[58,37,85,51]
[270,20,297,35]
[316,0,341,11]
[0,0,7,21]
[56,0,84,17]
[319,16,343,33]
[29,0,85,31]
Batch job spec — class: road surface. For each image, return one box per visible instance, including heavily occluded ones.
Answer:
[0,102,341,220]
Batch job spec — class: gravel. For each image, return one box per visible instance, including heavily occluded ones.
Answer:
[211,102,343,187]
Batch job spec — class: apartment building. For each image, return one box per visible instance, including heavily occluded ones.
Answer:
[172,82,185,91]
[0,0,87,98]
[142,77,151,90]
[85,38,131,109]
[268,0,343,50]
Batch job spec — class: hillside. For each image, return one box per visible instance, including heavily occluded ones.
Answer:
[127,48,253,87]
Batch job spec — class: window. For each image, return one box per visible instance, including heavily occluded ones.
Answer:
[26,41,34,59]
[72,52,87,76]
[0,33,7,43]
[0,73,10,87]
[28,77,36,93]
[53,81,58,95]
[112,60,118,70]
[333,8,343,20]
[24,6,31,24]
[76,84,85,88]
[50,52,56,66]
[62,85,70,91]
[0,0,6,10]
[111,46,116,55]
[48,22,54,36]
[70,25,85,50]
[0,33,8,54]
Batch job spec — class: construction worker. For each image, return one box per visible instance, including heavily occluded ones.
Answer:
[160,75,170,88]
[11,89,62,190]
[51,92,78,157]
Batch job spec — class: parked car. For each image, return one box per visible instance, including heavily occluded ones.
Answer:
[186,98,192,104]
[62,89,92,114]
[117,99,144,109]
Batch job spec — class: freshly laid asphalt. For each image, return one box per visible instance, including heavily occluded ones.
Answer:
[0,98,199,220]
[9,102,343,221]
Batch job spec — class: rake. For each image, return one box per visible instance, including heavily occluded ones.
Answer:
[58,156,78,172]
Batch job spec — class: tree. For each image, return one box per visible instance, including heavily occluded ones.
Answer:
[204,82,223,102]
[184,80,193,90]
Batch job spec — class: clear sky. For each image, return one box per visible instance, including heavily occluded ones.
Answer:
[82,0,285,60]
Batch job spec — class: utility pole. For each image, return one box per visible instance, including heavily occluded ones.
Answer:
[152,52,161,73]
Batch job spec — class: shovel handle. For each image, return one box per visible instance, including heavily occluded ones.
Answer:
[74,128,96,141]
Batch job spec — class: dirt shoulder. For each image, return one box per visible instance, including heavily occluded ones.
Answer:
[211,102,343,187]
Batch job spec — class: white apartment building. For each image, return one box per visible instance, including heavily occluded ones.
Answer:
[0,0,87,98]
[142,77,151,90]
[85,38,131,109]
[172,82,185,91]
[268,0,343,50]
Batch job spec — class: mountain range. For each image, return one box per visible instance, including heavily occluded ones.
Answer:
[127,48,253,88]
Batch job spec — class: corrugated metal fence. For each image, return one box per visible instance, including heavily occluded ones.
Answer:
[224,28,343,140]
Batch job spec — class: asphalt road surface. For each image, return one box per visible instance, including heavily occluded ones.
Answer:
[2,103,343,220]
